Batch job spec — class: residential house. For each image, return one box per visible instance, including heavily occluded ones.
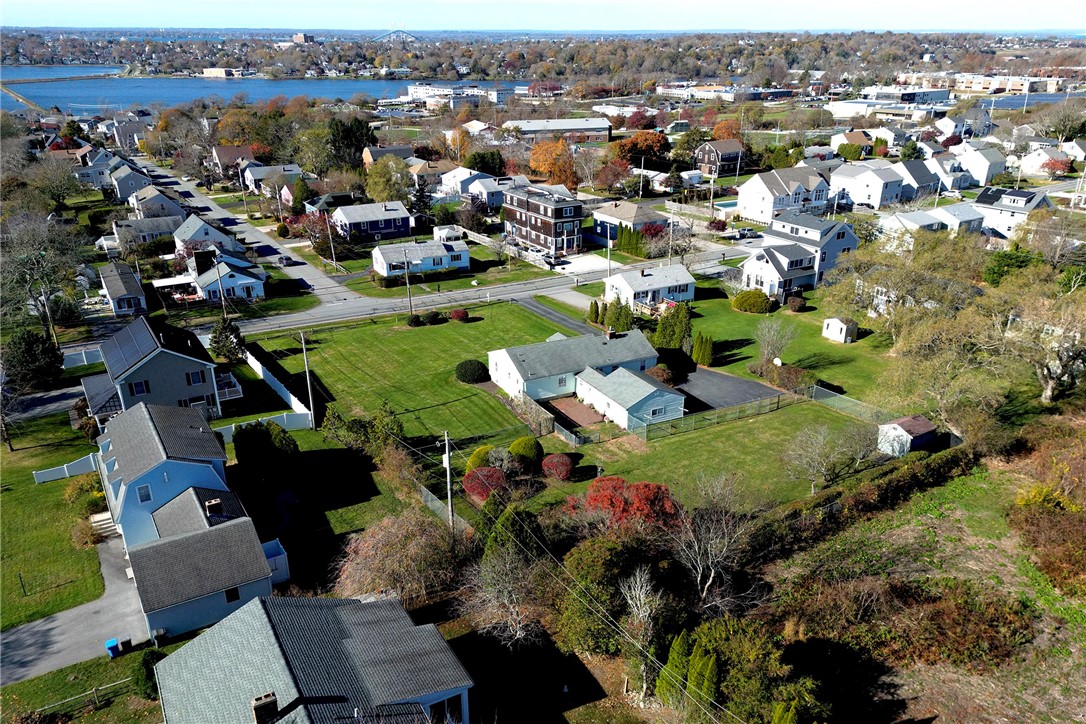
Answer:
[736,167,831,224]
[829,130,873,155]
[155,596,474,724]
[1058,139,1086,162]
[371,238,471,278]
[822,317,858,344]
[738,212,859,296]
[878,415,937,457]
[917,140,945,159]
[409,159,460,192]
[129,186,186,219]
[440,167,493,197]
[190,253,267,302]
[694,139,745,176]
[1019,147,1070,177]
[303,192,360,215]
[466,175,531,211]
[961,106,994,137]
[111,216,186,253]
[576,367,685,430]
[956,146,1006,186]
[928,203,985,236]
[795,156,845,175]
[934,116,965,141]
[924,156,970,190]
[243,164,303,195]
[877,210,943,251]
[173,215,244,256]
[500,117,611,144]
[113,120,147,149]
[331,202,411,243]
[461,119,498,136]
[603,265,696,309]
[971,187,1055,238]
[80,316,220,423]
[100,262,147,317]
[209,145,255,175]
[111,166,152,202]
[891,160,941,201]
[592,201,668,240]
[362,145,414,168]
[488,329,659,401]
[502,185,583,256]
[868,126,909,149]
[830,164,903,209]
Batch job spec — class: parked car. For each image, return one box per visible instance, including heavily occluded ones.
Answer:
[277,255,292,267]
[181,175,193,182]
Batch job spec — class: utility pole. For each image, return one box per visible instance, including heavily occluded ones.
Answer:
[443,431,454,529]
[238,167,249,217]
[324,213,338,268]
[300,331,314,429]
[214,261,227,316]
[403,248,414,314]
[637,155,645,198]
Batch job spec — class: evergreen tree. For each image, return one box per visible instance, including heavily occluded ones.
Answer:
[666,164,684,193]
[614,303,633,333]
[653,303,692,349]
[603,299,621,330]
[588,299,600,325]
[209,315,246,362]
[409,180,432,215]
[2,329,63,391]
[692,332,713,366]
[654,630,691,707]
[598,301,609,328]
[483,504,546,563]
[691,653,719,718]
[290,177,313,216]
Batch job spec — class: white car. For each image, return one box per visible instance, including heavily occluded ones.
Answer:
[181,175,192,182]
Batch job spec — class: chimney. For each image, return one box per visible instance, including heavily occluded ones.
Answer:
[252,693,278,724]
[205,498,223,516]
[640,268,646,276]
[604,327,614,340]
[193,249,215,276]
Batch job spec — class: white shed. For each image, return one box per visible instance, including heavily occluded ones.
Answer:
[822,317,859,344]
[877,415,937,457]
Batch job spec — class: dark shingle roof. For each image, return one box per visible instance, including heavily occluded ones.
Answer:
[81,372,121,416]
[156,596,473,723]
[885,414,936,437]
[99,316,213,381]
[100,403,226,485]
[128,517,270,613]
[153,487,246,538]
[99,262,144,300]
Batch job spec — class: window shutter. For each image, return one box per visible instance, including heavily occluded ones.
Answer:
[145,380,151,394]
[128,382,135,396]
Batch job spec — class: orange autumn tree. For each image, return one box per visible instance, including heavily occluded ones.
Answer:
[529,137,580,189]
[712,118,741,140]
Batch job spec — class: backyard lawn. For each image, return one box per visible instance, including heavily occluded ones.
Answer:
[252,302,575,443]
[1,414,102,630]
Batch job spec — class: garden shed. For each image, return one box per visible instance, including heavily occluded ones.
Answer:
[822,317,858,344]
[877,415,937,457]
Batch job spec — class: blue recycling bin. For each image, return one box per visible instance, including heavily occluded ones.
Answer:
[105,638,120,658]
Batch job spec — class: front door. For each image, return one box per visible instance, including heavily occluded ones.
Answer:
[244,286,253,298]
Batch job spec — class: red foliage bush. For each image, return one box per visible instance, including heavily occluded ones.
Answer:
[542,453,574,481]
[566,476,680,531]
[450,308,469,322]
[462,466,508,502]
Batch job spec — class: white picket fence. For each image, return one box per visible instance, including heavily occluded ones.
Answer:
[33,453,98,484]
[215,412,312,444]
[63,348,103,369]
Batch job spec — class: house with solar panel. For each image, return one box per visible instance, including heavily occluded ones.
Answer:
[95,403,288,640]
[80,316,226,424]
[155,596,473,724]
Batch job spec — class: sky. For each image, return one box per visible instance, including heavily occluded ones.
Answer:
[2,0,1084,33]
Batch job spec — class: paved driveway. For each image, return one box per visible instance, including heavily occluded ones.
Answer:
[676,367,779,411]
[0,537,147,685]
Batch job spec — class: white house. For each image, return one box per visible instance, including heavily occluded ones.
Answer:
[877,210,943,251]
[822,317,858,344]
[829,130,873,154]
[971,187,1055,238]
[1058,139,1086,163]
[371,239,471,277]
[738,212,858,296]
[925,156,970,190]
[130,186,186,219]
[173,216,244,255]
[466,175,530,210]
[890,160,940,201]
[575,367,685,430]
[603,265,695,308]
[956,146,1006,186]
[928,203,985,236]
[934,116,965,141]
[187,252,267,303]
[1019,148,1070,177]
[737,168,831,224]
[830,164,903,209]
[592,201,669,240]
[243,164,302,195]
[487,330,658,401]
[440,167,492,197]
[877,415,937,457]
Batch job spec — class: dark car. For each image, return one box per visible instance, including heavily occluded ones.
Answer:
[277,255,292,267]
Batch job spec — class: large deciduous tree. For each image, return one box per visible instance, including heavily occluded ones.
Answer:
[365,155,412,204]
[529,138,579,189]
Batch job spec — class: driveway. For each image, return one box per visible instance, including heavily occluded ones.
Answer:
[0,537,147,685]
[675,367,779,411]
[8,386,84,421]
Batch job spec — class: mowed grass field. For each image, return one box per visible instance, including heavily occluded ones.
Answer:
[1,414,102,630]
[253,303,576,442]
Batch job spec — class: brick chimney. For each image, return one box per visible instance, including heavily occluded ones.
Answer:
[252,693,277,724]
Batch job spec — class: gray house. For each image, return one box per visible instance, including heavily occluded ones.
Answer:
[100,262,147,316]
[129,186,186,219]
[80,316,220,422]
[111,165,153,202]
[155,596,474,724]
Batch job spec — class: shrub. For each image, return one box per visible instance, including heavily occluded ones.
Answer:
[63,474,100,505]
[645,364,673,386]
[508,436,544,468]
[1009,506,1086,597]
[72,519,103,548]
[463,466,509,502]
[707,219,729,231]
[422,310,444,325]
[77,415,99,441]
[466,444,495,473]
[731,289,772,314]
[276,222,290,238]
[133,649,167,700]
[267,420,300,455]
[455,359,490,384]
[49,296,83,326]
[449,308,469,322]
[406,314,423,327]
[753,362,817,390]
[79,491,108,517]
[1016,484,1080,512]
[786,295,805,312]
[542,453,574,481]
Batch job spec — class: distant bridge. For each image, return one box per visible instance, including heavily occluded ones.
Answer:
[371,30,419,43]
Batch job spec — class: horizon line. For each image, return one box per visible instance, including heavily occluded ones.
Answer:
[4,25,1084,35]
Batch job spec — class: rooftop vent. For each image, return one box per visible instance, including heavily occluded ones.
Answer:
[252,692,278,724]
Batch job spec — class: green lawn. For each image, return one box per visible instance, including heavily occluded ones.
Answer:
[1,413,102,630]
[592,248,644,266]
[293,245,372,274]
[689,281,892,401]
[252,303,575,442]
[575,281,605,299]
[151,276,320,328]
[520,402,864,514]
[531,295,590,324]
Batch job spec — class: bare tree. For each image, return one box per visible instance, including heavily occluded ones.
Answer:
[785,425,867,495]
[485,234,511,265]
[619,566,663,698]
[458,545,546,648]
[754,317,797,368]
[25,156,82,210]
[669,475,753,611]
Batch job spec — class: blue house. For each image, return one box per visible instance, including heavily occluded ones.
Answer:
[331,201,410,243]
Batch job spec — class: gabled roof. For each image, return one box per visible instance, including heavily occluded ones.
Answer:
[100,262,144,300]
[929,202,984,224]
[81,372,122,416]
[153,487,247,538]
[883,414,936,437]
[211,144,254,166]
[156,596,474,723]
[99,316,213,381]
[607,264,695,293]
[577,366,680,409]
[333,201,409,223]
[841,130,873,146]
[195,259,265,290]
[408,158,458,175]
[245,164,302,180]
[174,215,230,242]
[372,239,469,265]
[469,175,531,193]
[99,403,226,485]
[972,186,1051,212]
[593,200,668,226]
[364,145,413,161]
[751,167,828,197]
[502,117,611,133]
[128,517,269,613]
[698,138,744,155]
[131,186,180,205]
[114,215,186,239]
[771,210,839,234]
[305,192,358,212]
[894,160,939,187]
[497,330,657,381]
[961,146,1006,163]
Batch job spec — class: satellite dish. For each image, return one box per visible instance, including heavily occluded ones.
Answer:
[773,357,783,367]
